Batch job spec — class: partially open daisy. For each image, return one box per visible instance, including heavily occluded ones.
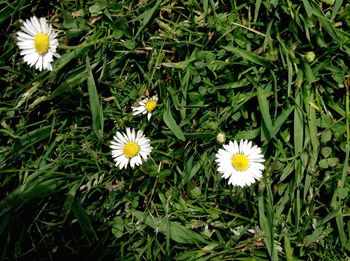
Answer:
[110,128,152,169]
[132,95,158,121]
[17,16,59,71]
[215,140,265,187]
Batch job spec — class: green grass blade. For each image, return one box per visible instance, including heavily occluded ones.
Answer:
[304,63,315,84]
[284,235,294,261]
[0,176,63,217]
[294,91,304,157]
[263,20,274,50]
[315,11,341,44]
[254,0,262,23]
[305,226,324,247]
[257,86,273,141]
[258,190,276,260]
[163,101,186,141]
[51,66,89,99]
[63,184,80,214]
[331,0,344,21]
[86,57,104,139]
[331,145,350,249]
[71,200,98,242]
[306,208,341,246]
[2,1,349,259]
[135,1,160,37]
[53,47,85,72]
[302,0,314,17]
[222,46,268,66]
[235,128,260,140]
[133,210,208,244]
[272,106,293,137]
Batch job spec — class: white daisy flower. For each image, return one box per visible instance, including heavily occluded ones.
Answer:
[110,128,152,169]
[16,16,59,71]
[215,139,265,187]
[132,95,158,121]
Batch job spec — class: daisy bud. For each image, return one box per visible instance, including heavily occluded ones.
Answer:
[216,132,226,144]
[305,51,316,63]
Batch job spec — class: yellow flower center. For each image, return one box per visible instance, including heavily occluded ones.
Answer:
[231,154,249,171]
[123,142,140,158]
[145,100,157,112]
[34,33,50,54]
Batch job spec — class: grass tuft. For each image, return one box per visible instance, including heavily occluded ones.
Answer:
[1,0,349,259]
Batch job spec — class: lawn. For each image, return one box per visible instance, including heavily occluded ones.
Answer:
[0,0,349,260]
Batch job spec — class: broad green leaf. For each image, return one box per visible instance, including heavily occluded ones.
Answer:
[112,216,124,239]
[321,147,332,158]
[321,129,332,143]
[124,39,136,49]
[319,159,329,168]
